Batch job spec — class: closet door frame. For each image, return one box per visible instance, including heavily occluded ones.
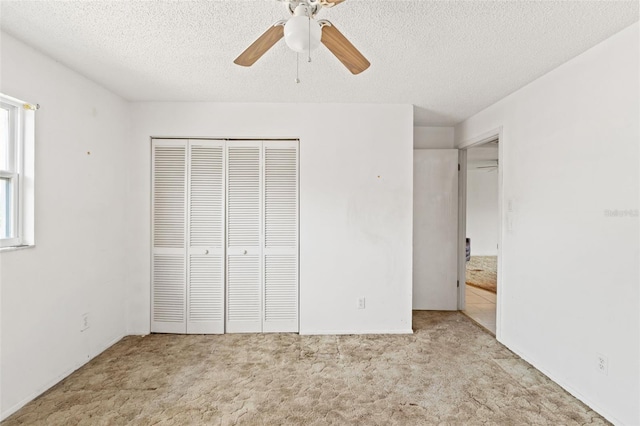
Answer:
[152,138,299,335]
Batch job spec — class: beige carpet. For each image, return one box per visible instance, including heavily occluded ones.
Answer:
[3,312,607,425]
[466,256,498,293]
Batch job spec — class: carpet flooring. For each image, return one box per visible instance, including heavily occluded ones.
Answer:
[466,256,498,293]
[3,312,607,425]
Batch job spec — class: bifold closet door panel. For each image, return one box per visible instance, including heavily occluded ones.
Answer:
[152,139,187,333]
[187,140,225,334]
[226,142,263,333]
[263,141,299,333]
[153,139,298,335]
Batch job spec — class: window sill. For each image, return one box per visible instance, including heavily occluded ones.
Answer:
[0,244,35,253]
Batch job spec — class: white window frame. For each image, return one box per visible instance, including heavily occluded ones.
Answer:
[1,94,34,249]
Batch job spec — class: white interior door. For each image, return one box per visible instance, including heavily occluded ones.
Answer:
[262,141,298,333]
[187,140,225,334]
[413,149,459,310]
[152,139,188,333]
[226,141,263,333]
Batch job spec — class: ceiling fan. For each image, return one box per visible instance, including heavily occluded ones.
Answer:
[234,0,370,75]
[474,159,499,172]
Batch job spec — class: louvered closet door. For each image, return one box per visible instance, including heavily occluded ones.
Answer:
[226,141,263,333]
[263,141,299,332]
[187,140,225,334]
[152,139,187,333]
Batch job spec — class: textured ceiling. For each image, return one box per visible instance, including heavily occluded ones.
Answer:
[1,0,637,125]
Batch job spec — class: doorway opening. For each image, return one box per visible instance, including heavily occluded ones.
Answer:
[457,130,502,336]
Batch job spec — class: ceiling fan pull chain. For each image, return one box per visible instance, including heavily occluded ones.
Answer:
[295,52,300,83]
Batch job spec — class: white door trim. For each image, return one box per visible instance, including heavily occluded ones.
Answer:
[457,126,504,339]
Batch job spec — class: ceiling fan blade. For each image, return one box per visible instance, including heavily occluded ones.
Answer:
[321,22,370,75]
[234,24,284,67]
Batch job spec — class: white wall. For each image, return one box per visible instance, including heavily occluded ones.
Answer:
[466,169,498,256]
[414,126,454,149]
[455,23,639,425]
[0,33,130,419]
[126,103,414,335]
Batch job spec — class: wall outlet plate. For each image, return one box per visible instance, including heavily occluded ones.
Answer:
[596,353,608,376]
[358,297,366,309]
[81,313,90,332]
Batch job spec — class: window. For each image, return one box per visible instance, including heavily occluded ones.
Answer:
[0,93,35,248]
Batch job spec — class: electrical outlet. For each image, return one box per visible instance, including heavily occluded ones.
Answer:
[596,353,608,376]
[81,313,90,332]
[358,297,366,310]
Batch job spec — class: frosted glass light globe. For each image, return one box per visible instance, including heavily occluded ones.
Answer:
[284,16,322,53]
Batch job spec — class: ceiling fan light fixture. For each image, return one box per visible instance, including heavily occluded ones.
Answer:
[234,0,370,75]
[284,13,321,53]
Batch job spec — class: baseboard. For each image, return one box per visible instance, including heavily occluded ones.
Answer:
[502,340,625,426]
[1,333,125,421]
[300,328,414,336]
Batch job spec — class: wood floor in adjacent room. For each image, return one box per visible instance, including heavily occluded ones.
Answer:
[463,285,497,334]
[2,312,608,425]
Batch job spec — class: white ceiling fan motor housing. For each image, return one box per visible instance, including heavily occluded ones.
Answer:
[284,4,322,53]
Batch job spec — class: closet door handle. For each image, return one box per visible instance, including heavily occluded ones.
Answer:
[205,249,209,255]
[243,250,248,255]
